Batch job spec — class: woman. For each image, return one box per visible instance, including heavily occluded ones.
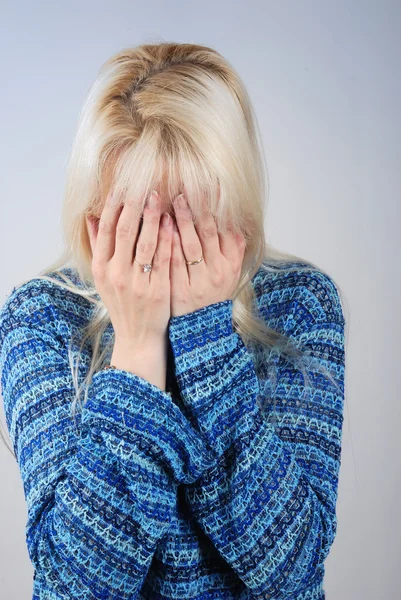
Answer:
[0,42,346,599]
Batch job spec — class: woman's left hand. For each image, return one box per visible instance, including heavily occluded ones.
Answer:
[170,193,246,318]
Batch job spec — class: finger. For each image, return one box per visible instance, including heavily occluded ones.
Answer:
[219,225,246,266]
[173,193,204,258]
[150,212,173,286]
[113,190,147,267]
[173,193,207,285]
[170,222,189,295]
[94,188,124,265]
[174,194,208,285]
[192,194,221,264]
[134,190,162,269]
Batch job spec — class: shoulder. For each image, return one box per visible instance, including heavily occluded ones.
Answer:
[0,267,94,344]
[250,259,345,337]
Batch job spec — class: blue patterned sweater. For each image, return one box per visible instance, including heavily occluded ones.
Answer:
[0,261,346,600]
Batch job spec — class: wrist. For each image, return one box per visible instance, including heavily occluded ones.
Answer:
[113,333,167,356]
[110,337,168,391]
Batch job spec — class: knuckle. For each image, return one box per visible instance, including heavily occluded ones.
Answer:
[155,252,170,266]
[110,269,127,291]
[152,289,165,302]
[171,291,189,306]
[98,219,114,235]
[211,271,224,286]
[132,284,144,299]
[200,223,217,238]
[160,222,173,236]
[91,260,105,278]
[116,221,133,239]
[123,196,136,208]
[179,212,193,225]
[187,242,201,256]
[136,239,155,255]
[232,262,241,275]
[145,209,161,225]
[171,255,184,269]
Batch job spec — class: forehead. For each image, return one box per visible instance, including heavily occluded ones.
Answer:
[101,155,184,205]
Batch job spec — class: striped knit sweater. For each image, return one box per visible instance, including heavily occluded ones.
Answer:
[0,261,346,600]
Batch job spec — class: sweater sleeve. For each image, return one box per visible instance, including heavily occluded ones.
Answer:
[0,282,217,599]
[167,272,346,598]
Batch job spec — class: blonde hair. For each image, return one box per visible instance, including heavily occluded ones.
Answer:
[0,42,346,456]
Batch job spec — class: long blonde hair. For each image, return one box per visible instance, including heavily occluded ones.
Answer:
[0,42,347,456]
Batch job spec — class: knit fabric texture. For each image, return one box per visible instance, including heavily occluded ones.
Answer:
[0,261,346,600]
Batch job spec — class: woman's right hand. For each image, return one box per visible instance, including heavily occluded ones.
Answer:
[86,188,173,348]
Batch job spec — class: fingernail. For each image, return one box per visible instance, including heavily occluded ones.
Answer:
[109,189,119,204]
[176,194,187,209]
[148,190,159,209]
[162,212,171,227]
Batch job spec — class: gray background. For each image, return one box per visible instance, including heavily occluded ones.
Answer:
[1,1,400,598]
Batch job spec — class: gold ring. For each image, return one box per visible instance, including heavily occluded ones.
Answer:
[186,256,204,266]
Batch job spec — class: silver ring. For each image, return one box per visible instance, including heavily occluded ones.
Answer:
[134,258,153,273]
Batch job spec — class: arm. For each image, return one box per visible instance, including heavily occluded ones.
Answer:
[168,270,346,598]
[0,282,216,598]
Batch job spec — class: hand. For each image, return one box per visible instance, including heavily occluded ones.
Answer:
[85,188,173,346]
[170,192,247,318]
